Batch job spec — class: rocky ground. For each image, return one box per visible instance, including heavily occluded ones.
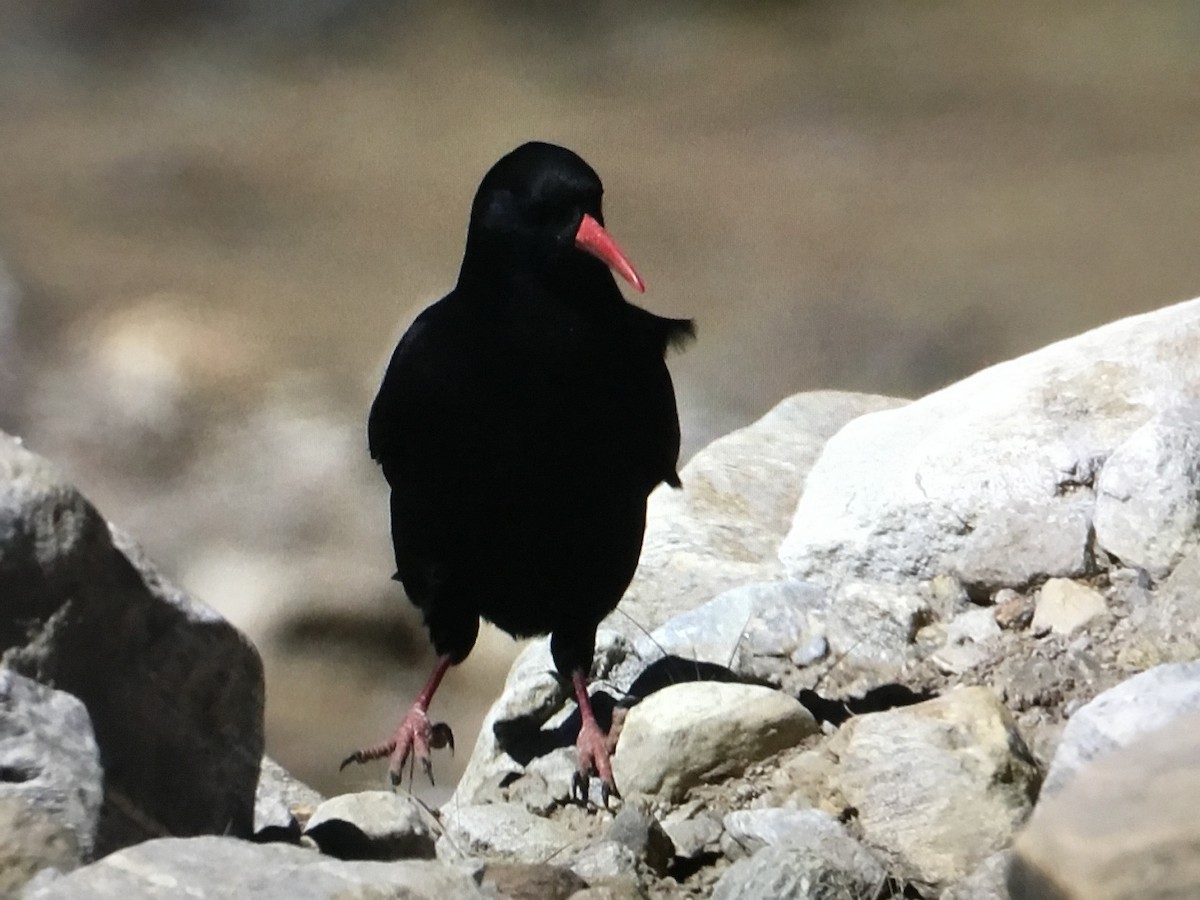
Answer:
[3,296,1200,898]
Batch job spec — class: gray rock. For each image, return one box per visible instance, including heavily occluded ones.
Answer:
[661,812,722,860]
[723,807,844,856]
[304,790,438,860]
[829,686,1039,891]
[1114,546,1200,668]
[439,803,581,865]
[0,670,102,893]
[612,682,818,802]
[611,579,827,693]
[21,835,485,899]
[451,635,624,808]
[1010,713,1200,900]
[1030,578,1107,635]
[942,850,1011,900]
[0,434,264,854]
[780,297,1200,592]
[567,840,639,882]
[1093,406,1200,577]
[566,880,645,900]
[1041,661,1200,797]
[712,814,887,900]
[606,806,674,875]
[931,606,1002,674]
[255,755,323,841]
[621,391,903,633]
[475,862,587,900]
[825,581,930,670]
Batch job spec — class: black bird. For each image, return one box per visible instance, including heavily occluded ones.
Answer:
[341,141,692,801]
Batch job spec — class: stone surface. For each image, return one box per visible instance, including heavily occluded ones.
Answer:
[1010,713,1200,900]
[723,807,844,856]
[829,686,1039,891]
[0,669,102,894]
[567,840,639,882]
[304,790,438,860]
[255,755,323,841]
[931,606,1002,674]
[612,580,827,694]
[0,433,265,854]
[606,806,674,875]
[661,812,723,860]
[825,581,931,670]
[942,850,1011,900]
[1092,406,1200,577]
[612,682,818,802]
[780,296,1200,592]
[1041,661,1200,797]
[476,862,587,900]
[1030,578,1107,635]
[22,835,486,899]
[439,803,581,865]
[712,812,886,900]
[621,391,903,633]
[452,636,611,808]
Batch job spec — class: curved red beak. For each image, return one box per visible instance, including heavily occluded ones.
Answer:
[574,214,645,293]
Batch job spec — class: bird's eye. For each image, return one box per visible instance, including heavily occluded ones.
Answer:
[527,199,560,228]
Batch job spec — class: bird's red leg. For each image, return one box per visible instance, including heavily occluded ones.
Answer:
[339,654,455,787]
[570,668,621,806]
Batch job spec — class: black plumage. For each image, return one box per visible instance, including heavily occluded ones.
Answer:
[342,141,692,800]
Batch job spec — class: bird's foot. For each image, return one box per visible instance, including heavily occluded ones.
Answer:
[570,717,621,807]
[339,706,455,787]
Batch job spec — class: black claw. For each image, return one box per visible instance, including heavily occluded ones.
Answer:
[604,781,621,806]
[421,756,435,787]
[339,753,358,772]
[570,771,587,804]
[389,767,401,787]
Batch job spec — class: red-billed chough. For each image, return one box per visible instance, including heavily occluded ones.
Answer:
[340,141,693,803]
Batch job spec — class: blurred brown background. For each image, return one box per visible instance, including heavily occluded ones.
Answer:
[1,1,1198,802]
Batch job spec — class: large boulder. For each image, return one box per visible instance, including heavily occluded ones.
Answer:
[0,669,102,894]
[828,686,1040,892]
[1010,712,1200,900]
[780,296,1200,593]
[0,432,264,854]
[1040,662,1200,797]
[621,390,902,632]
[22,835,486,899]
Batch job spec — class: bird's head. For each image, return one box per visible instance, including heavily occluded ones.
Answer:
[460,141,645,296]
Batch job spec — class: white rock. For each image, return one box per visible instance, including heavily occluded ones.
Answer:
[304,790,438,860]
[1012,713,1200,900]
[829,686,1039,891]
[931,607,1002,674]
[780,297,1200,591]
[612,682,817,802]
[942,850,1012,900]
[568,840,639,882]
[1093,406,1200,577]
[825,581,930,669]
[712,813,886,900]
[438,803,582,865]
[0,670,102,895]
[723,807,844,855]
[621,391,903,632]
[1041,661,1200,797]
[23,835,485,900]
[1030,579,1107,635]
[610,580,826,693]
